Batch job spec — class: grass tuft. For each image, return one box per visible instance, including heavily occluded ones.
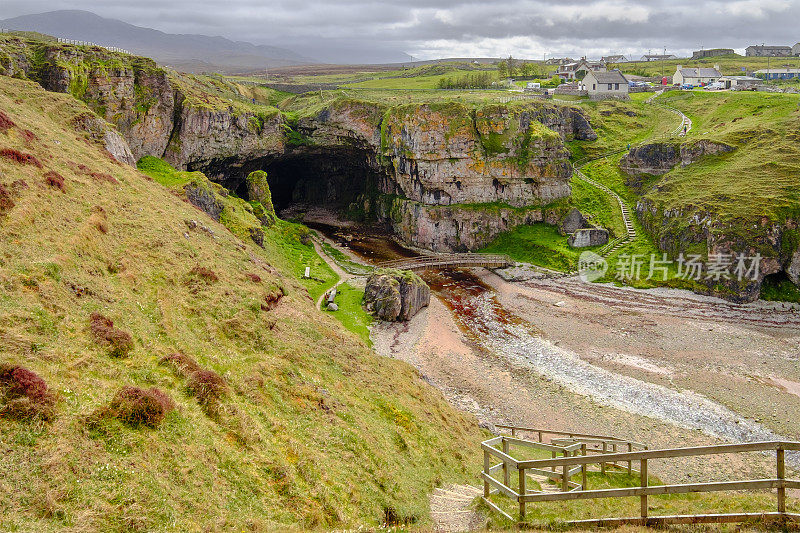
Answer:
[89,312,134,357]
[43,170,65,192]
[95,386,175,428]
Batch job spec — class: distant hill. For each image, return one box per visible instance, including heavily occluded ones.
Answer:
[0,10,315,73]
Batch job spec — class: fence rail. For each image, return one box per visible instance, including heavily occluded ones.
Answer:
[376,253,513,271]
[482,433,800,527]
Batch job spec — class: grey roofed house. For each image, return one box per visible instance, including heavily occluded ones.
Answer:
[745,45,792,57]
[588,70,629,84]
[794,43,800,56]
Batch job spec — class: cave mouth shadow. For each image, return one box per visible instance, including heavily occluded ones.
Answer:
[240,146,391,217]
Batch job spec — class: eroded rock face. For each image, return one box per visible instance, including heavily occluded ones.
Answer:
[636,198,797,302]
[568,228,609,248]
[620,140,735,180]
[377,196,570,252]
[364,269,430,321]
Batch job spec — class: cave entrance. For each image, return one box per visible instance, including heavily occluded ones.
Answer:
[255,146,388,218]
[760,271,800,303]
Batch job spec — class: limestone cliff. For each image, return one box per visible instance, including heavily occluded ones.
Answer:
[620,140,735,183]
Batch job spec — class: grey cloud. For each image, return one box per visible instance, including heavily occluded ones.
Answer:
[2,0,799,62]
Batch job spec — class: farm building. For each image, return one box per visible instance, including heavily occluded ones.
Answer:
[692,48,734,59]
[718,76,763,89]
[754,68,800,80]
[746,45,792,57]
[673,65,722,85]
[601,55,628,63]
[583,70,629,98]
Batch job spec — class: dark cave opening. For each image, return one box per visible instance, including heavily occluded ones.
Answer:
[249,146,391,216]
[760,271,800,303]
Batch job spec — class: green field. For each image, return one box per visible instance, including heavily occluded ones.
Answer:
[479,223,599,272]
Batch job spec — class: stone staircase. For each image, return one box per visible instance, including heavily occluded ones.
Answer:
[429,484,486,532]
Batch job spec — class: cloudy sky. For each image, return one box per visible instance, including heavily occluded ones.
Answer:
[3,0,800,63]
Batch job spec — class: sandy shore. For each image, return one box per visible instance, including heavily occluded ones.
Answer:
[371,267,800,482]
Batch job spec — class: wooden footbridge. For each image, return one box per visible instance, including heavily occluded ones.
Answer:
[377,253,513,271]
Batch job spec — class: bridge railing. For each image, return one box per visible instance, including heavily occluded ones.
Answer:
[481,436,800,527]
[376,253,513,270]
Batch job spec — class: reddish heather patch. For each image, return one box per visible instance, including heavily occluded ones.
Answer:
[106,386,175,427]
[263,290,284,310]
[244,272,262,283]
[187,369,227,405]
[160,353,202,376]
[0,183,14,214]
[89,312,134,357]
[189,266,219,282]
[20,130,38,143]
[11,179,28,191]
[0,111,15,133]
[90,172,119,185]
[44,171,66,192]
[0,365,56,420]
[0,148,43,168]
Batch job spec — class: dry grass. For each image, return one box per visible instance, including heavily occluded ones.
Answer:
[0,75,485,531]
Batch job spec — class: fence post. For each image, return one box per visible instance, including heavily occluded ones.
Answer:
[581,444,588,490]
[519,466,526,521]
[640,458,648,525]
[538,431,543,442]
[628,443,633,475]
[511,427,516,438]
[484,449,490,498]
[562,450,570,492]
[551,450,557,472]
[601,442,607,474]
[502,438,510,489]
[777,447,786,515]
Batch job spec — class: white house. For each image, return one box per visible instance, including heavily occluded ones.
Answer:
[673,65,722,86]
[718,76,763,89]
[557,58,606,80]
[583,70,629,98]
[793,43,800,56]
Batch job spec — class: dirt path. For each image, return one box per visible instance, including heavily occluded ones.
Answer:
[312,238,351,311]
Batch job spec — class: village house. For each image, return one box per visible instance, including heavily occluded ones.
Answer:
[754,68,800,80]
[746,45,792,57]
[673,64,722,86]
[583,70,629,98]
[556,58,606,80]
[601,54,628,63]
[640,54,678,61]
[793,43,800,56]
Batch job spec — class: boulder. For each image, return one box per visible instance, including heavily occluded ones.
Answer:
[559,208,589,235]
[568,228,609,248]
[364,269,430,321]
[327,303,339,311]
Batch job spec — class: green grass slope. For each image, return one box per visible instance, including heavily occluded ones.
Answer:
[0,76,484,531]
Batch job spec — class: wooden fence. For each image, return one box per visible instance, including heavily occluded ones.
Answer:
[482,432,800,527]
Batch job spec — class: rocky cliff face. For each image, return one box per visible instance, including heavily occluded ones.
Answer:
[636,198,799,302]
[364,269,431,321]
[0,37,284,170]
[300,99,595,250]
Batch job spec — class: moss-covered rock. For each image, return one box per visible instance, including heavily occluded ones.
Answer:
[246,170,276,226]
[364,268,430,321]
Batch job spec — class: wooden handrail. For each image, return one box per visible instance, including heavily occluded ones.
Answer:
[517,441,798,469]
[481,432,800,527]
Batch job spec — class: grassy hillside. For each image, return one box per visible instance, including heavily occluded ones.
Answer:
[649,90,800,222]
[0,76,485,531]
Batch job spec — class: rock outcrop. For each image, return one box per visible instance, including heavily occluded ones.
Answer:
[364,269,430,321]
[568,228,609,248]
[620,140,735,181]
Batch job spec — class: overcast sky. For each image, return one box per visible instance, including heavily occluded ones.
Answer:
[3,0,800,62]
